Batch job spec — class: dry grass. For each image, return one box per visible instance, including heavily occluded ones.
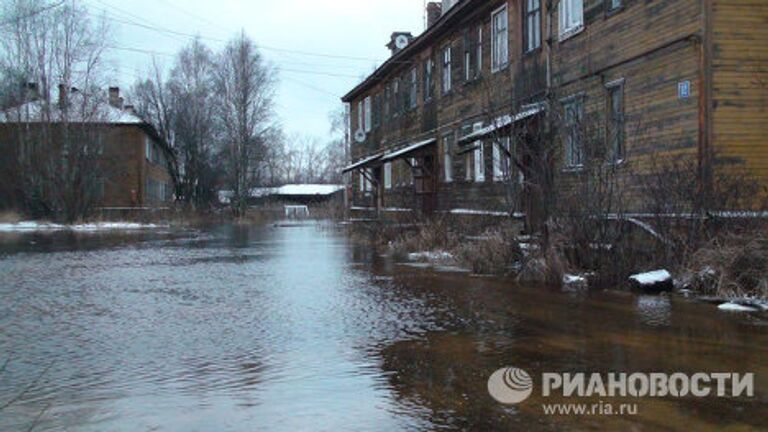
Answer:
[0,211,22,223]
[685,233,768,299]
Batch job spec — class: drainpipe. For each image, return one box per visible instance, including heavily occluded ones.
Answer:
[698,0,714,214]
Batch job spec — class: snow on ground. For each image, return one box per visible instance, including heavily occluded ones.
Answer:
[718,302,760,313]
[407,250,455,263]
[0,221,164,233]
[629,270,672,286]
[563,274,587,284]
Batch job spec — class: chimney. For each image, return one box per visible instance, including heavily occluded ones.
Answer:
[427,2,442,28]
[387,32,414,56]
[124,104,136,116]
[108,86,122,109]
[58,83,68,108]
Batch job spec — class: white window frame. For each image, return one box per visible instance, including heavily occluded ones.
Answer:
[364,96,372,133]
[525,0,542,53]
[559,0,584,40]
[442,45,452,94]
[384,162,392,189]
[491,4,509,72]
[473,122,485,182]
[442,132,453,182]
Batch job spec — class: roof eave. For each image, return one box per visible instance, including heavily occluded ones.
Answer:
[341,0,475,103]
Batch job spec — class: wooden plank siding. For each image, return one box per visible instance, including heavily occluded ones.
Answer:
[711,0,768,201]
[344,0,766,217]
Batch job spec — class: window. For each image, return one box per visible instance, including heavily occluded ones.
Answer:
[524,0,542,52]
[493,136,511,181]
[607,82,625,163]
[473,123,485,182]
[424,58,434,101]
[606,0,622,12]
[563,97,585,168]
[359,172,365,192]
[364,96,372,133]
[559,0,584,39]
[384,162,392,189]
[464,32,472,82]
[384,85,391,120]
[442,45,452,94]
[491,4,509,72]
[357,101,364,132]
[373,94,381,129]
[462,125,473,181]
[477,25,483,74]
[409,67,418,109]
[442,132,454,182]
[145,137,152,161]
[393,79,401,116]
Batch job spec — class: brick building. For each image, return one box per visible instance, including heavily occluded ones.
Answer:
[0,86,174,210]
[341,0,768,222]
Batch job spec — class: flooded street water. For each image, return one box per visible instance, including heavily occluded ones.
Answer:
[0,222,766,431]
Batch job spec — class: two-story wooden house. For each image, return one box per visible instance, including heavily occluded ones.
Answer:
[341,0,767,221]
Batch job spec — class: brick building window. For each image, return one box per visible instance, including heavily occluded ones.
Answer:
[442,131,454,182]
[563,97,585,168]
[424,57,434,101]
[393,78,401,116]
[491,4,508,72]
[559,0,584,39]
[606,81,625,163]
[524,0,542,52]
[442,45,452,94]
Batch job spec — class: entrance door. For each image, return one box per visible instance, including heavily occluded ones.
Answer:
[414,155,437,215]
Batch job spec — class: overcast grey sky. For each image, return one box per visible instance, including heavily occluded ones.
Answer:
[99,0,426,141]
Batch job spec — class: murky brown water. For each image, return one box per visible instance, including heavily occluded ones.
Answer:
[0,222,766,431]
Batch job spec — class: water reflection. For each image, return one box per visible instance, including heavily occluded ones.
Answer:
[0,222,766,431]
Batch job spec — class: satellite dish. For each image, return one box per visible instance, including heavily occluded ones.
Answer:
[354,129,366,143]
[395,35,410,50]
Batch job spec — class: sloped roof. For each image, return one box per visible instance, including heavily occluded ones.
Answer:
[0,93,143,124]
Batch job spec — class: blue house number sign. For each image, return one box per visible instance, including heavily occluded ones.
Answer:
[678,81,691,100]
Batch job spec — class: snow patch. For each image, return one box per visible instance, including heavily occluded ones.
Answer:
[629,270,672,286]
[717,302,760,313]
[407,250,454,263]
[0,221,163,233]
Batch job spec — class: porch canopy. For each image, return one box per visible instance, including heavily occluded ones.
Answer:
[381,137,437,162]
[458,103,545,145]
[342,152,384,173]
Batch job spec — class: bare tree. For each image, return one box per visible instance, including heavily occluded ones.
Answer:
[0,0,112,221]
[168,38,217,207]
[213,32,277,217]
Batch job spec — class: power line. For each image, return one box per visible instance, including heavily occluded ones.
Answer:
[0,1,65,26]
[88,0,392,64]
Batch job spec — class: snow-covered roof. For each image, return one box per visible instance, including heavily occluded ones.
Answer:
[0,94,143,125]
[458,103,545,144]
[381,137,437,162]
[342,153,384,173]
[219,184,345,202]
